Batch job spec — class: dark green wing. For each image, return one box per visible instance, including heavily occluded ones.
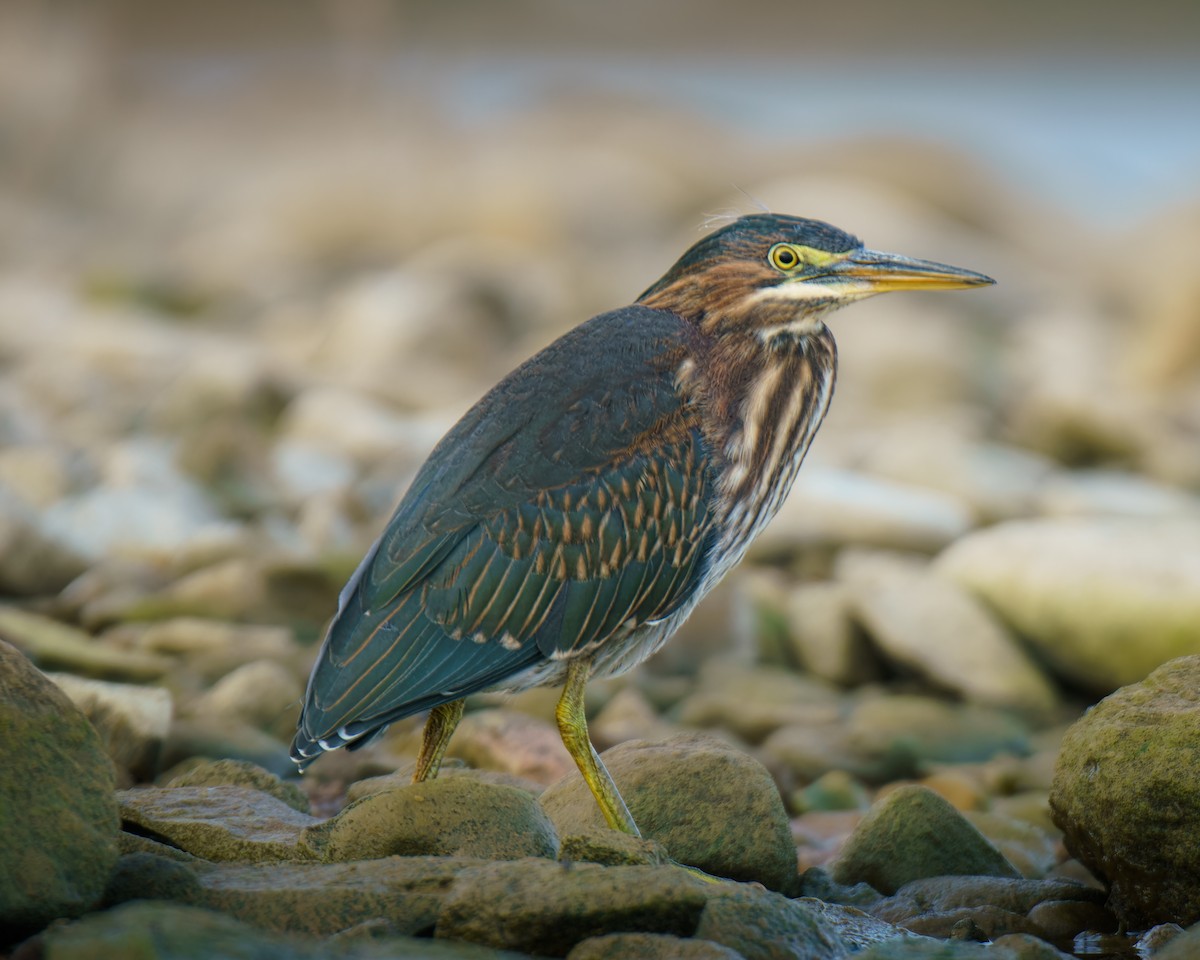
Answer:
[293,305,717,760]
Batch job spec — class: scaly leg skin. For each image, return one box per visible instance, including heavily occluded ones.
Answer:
[556,658,724,886]
[412,698,466,783]
[556,657,641,837]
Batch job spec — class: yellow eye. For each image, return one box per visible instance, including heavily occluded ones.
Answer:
[769,244,801,271]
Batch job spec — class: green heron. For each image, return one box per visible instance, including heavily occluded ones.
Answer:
[292,213,993,836]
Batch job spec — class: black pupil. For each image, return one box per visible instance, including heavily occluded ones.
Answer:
[777,248,795,267]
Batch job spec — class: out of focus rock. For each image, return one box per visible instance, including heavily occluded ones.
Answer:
[964,811,1059,879]
[0,640,119,930]
[675,660,842,744]
[590,685,678,749]
[751,466,973,556]
[859,430,1055,523]
[0,485,89,595]
[783,580,882,686]
[845,695,1030,775]
[162,716,295,778]
[936,518,1200,692]
[1035,468,1200,519]
[447,708,574,786]
[0,604,171,681]
[300,778,558,862]
[837,551,1058,714]
[0,442,79,508]
[1050,656,1200,928]
[540,733,797,894]
[47,672,172,783]
[117,785,319,862]
[830,785,1020,893]
[190,659,303,739]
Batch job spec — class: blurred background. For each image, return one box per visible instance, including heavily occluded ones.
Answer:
[1,0,1199,831]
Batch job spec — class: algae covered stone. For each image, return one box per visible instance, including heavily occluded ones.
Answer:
[301,777,558,862]
[0,640,120,930]
[540,733,797,893]
[1050,655,1200,927]
[831,785,1020,894]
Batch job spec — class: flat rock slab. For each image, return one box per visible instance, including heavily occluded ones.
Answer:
[435,858,715,956]
[301,777,558,862]
[191,855,490,937]
[118,785,320,861]
[40,898,534,959]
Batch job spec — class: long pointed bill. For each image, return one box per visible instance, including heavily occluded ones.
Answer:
[830,248,995,292]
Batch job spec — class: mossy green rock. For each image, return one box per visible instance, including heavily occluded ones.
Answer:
[435,858,713,955]
[301,777,558,861]
[831,785,1020,894]
[540,733,797,894]
[118,785,319,861]
[694,886,853,960]
[0,640,120,930]
[192,855,487,936]
[1050,655,1200,926]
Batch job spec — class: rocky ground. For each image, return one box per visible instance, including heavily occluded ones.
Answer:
[2,33,1200,957]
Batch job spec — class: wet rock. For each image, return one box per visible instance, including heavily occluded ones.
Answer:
[194,856,486,937]
[831,785,1020,894]
[0,484,88,594]
[300,778,558,862]
[103,851,202,905]
[1050,656,1200,927]
[837,552,1058,715]
[1141,923,1190,958]
[870,876,1105,926]
[783,580,882,686]
[751,466,973,555]
[447,708,574,786]
[540,733,797,893]
[936,517,1200,692]
[435,859,711,956]
[0,604,171,681]
[0,640,120,930]
[168,758,310,814]
[900,905,1045,940]
[117,785,319,861]
[853,939,997,958]
[568,933,744,960]
[694,886,853,960]
[47,672,172,783]
[675,660,842,744]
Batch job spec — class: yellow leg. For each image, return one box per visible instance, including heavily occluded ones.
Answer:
[412,698,466,783]
[555,657,641,837]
